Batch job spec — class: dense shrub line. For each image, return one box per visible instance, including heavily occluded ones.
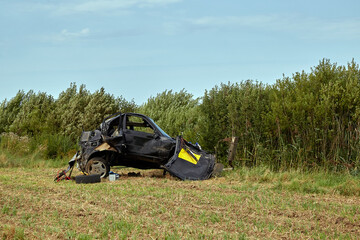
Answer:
[140,59,360,172]
[0,83,137,159]
[1,59,359,172]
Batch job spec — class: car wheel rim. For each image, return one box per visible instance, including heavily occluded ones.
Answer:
[89,161,106,177]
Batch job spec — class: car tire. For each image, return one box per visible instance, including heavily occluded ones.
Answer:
[75,174,101,184]
[85,157,110,178]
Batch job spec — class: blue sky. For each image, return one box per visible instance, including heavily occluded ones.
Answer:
[1,0,359,104]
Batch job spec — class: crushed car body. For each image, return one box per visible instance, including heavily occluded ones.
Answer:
[60,112,221,181]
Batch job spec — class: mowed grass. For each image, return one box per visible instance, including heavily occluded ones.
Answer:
[1,166,360,239]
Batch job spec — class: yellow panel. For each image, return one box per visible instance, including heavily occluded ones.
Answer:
[178,148,201,165]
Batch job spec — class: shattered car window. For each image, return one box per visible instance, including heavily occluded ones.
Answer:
[109,118,120,136]
[126,115,154,134]
[147,118,172,139]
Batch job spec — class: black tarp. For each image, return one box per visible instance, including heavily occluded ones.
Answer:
[164,137,215,180]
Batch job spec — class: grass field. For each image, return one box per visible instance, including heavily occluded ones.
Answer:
[1,166,360,239]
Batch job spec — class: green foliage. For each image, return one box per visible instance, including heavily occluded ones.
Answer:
[0,91,26,133]
[0,132,77,163]
[52,83,90,137]
[198,59,360,170]
[198,81,271,166]
[1,59,360,172]
[0,133,31,157]
[52,83,137,139]
[138,89,199,140]
[266,59,360,170]
[0,83,137,161]
[9,91,54,136]
[34,134,77,159]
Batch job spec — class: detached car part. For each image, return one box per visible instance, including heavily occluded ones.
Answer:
[75,174,101,184]
[56,112,221,181]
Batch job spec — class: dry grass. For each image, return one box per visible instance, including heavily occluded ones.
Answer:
[1,167,360,239]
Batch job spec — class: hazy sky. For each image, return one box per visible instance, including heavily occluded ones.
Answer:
[1,0,359,104]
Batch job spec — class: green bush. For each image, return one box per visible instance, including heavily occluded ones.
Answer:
[197,59,360,170]
[1,60,360,172]
[31,134,77,160]
[138,89,199,140]
[0,133,31,157]
[0,83,137,164]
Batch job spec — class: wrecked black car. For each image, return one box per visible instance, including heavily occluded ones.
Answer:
[58,112,221,181]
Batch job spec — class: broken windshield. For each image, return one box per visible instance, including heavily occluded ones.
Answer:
[148,118,172,139]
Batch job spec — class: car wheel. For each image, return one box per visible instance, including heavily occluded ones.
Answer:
[85,157,110,178]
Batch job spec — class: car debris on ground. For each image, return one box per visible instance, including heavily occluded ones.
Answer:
[55,112,223,182]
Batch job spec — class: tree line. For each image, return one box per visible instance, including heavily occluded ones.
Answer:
[1,59,359,172]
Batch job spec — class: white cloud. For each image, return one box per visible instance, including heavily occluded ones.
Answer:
[184,15,360,40]
[49,28,90,42]
[313,19,360,40]
[163,15,283,35]
[51,0,181,15]
[188,15,279,28]
[12,0,181,15]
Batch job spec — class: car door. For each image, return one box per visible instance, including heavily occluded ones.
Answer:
[123,114,161,162]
